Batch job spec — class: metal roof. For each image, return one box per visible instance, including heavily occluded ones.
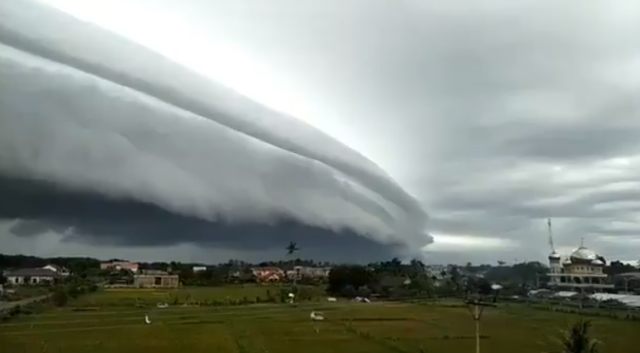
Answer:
[4,268,59,277]
[570,246,598,261]
[615,272,640,279]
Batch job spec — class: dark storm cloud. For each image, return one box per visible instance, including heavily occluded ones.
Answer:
[0,175,394,262]
[0,0,430,261]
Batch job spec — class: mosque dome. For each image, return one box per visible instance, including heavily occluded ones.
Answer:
[570,246,598,262]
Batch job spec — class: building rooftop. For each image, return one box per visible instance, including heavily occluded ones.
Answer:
[137,270,170,276]
[570,246,598,261]
[4,268,59,277]
[614,272,640,279]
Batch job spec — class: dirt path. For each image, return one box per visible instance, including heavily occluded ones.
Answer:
[0,294,51,313]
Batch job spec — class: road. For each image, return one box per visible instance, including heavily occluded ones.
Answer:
[0,294,51,313]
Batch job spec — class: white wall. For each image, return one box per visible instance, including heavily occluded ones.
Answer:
[7,276,54,285]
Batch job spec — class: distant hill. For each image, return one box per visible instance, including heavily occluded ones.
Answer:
[0,253,101,274]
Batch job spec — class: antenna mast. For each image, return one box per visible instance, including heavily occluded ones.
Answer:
[547,218,556,253]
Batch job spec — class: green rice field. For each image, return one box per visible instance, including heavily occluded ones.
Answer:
[1,287,639,353]
[70,285,325,307]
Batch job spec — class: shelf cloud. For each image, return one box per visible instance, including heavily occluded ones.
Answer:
[0,1,430,261]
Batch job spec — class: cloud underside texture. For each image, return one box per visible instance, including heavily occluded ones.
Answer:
[0,1,429,261]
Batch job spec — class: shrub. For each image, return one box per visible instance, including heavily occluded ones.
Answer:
[340,285,356,298]
[559,320,600,353]
[52,288,68,307]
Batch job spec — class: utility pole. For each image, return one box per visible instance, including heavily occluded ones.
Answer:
[466,300,496,353]
[473,305,481,353]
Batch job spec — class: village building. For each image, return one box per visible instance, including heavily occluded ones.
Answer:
[100,260,139,273]
[133,270,179,288]
[192,266,207,273]
[548,246,613,291]
[42,264,70,276]
[613,272,640,294]
[546,219,613,292]
[251,267,285,283]
[286,266,331,280]
[3,268,60,285]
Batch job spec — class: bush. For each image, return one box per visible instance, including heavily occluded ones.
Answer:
[559,320,600,353]
[280,288,296,302]
[328,265,375,295]
[9,305,21,317]
[292,286,311,301]
[340,285,357,298]
[52,288,68,307]
[357,285,372,298]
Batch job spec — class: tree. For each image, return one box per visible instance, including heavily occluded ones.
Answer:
[558,320,600,353]
[357,285,372,298]
[449,266,462,293]
[328,265,375,295]
[340,285,357,298]
[605,261,635,276]
[285,241,301,288]
[465,277,492,297]
[52,287,68,307]
[408,274,434,297]
[285,241,300,256]
[407,259,426,278]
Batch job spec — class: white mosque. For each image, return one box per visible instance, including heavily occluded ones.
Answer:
[546,220,614,292]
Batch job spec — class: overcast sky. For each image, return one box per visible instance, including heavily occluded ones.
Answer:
[1,0,639,265]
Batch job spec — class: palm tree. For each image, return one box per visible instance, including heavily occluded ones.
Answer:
[285,241,299,256]
[559,320,600,353]
[285,241,300,289]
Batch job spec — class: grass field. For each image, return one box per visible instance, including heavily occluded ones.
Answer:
[70,285,326,307]
[1,288,639,353]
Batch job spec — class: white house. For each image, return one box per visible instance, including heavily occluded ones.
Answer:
[3,268,60,285]
[42,264,70,276]
[286,266,331,280]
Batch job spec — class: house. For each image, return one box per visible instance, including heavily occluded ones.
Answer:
[100,260,139,273]
[42,264,70,276]
[228,269,255,283]
[286,266,331,280]
[251,267,285,283]
[133,270,179,288]
[192,266,207,273]
[3,268,60,285]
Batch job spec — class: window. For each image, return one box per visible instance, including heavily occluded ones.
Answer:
[154,277,162,286]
